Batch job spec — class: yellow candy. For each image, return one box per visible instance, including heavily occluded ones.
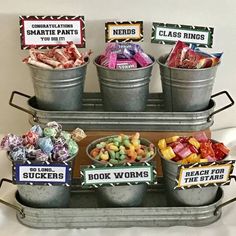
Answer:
[157,139,167,150]
[199,158,209,163]
[161,146,176,160]
[129,144,135,152]
[100,151,109,161]
[179,159,189,165]
[186,153,200,163]
[188,137,200,149]
[108,144,119,151]
[166,136,179,144]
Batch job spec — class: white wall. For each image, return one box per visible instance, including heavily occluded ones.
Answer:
[0,0,235,134]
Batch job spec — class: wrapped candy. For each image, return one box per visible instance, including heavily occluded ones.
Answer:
[71,128,87,142]
[116,59,137,69]
[22,131,39,146]
[46,121,62,134]
[38,137,54,155]
[10,146,27,161]
[0,134,23,150]
[30,125,43,137]
[67,139,79,156]
[52,145,69,161]
[35,150,49,162]
[158,132,230,164]
[99,42,152,69]
[60,131,71,142]
[133,52,153,67]
[0,121,80,163]
[166,41,222,69]
[43,127,58,138]
[23,42,92,69]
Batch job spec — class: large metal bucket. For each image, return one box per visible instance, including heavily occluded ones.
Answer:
[159,151,218,206]
[28,61,89,111]
[12,153,77,208]
[157,54,219,112]
[86,136,156,207]
[94,55,155,111]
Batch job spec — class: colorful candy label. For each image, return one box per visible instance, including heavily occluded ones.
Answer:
[81,162,156,187]
[175,160,235,189]
[105,21,143,42]
[12,161,72,186]
[19,15,85,49]
[151,22,214,47]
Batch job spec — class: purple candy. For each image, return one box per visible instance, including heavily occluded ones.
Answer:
[35,150,49,162]
[52,145,69,161]
[10,146,27,161]
[38,137,54,155]
[0,134,23,151]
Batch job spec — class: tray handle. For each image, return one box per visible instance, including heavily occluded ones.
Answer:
[0,178,25,218]
[208,91,234,122]
[9,91,38,122]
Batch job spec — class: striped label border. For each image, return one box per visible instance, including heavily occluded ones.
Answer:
[151,22,214,48]
[12,160,72,186]
[80,162,157,188]
[174,160,235,190]
[105,21,143,42]
[19,15,85,49]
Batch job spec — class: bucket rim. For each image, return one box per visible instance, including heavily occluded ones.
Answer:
[157,53,220,71]
[86,135,156,165]
[27,59,89,72]
[93,54,156,72]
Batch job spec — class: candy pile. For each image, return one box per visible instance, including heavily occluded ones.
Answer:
[158,132,230,164]
[166,41,222,69]
[89,133,155,164]
[0,122,79,162]
[23,41,92,69]
[98,43,153,69]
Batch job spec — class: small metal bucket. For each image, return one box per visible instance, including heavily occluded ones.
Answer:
[10,153,77,208]
[94,55,155,111]
[158,149,218,206]
[28,60,89,111]
[157,54,219,112]
[86,136,156,207]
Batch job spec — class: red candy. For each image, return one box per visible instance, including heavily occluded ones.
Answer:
[23,131,39,146]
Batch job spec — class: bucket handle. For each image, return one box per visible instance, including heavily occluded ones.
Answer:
[208,91,234,122]
[9,91,38,122]
[0,178,25,218]
[214,175,236,215]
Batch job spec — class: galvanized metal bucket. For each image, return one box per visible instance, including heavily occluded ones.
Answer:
[158,149,218,206]
[157,54,219,112]
[86,136,156,207]
[28,60,89,111]
[94,55,155,111]
[10,153,77,208]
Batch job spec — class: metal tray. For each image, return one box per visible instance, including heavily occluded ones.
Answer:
[1,178,235,228]
[14,183,224,228]
[9,91,234,131]
[0,178,224,229]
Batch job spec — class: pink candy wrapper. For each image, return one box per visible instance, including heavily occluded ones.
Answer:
[133,52,153,67]
[116,59,137,69]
